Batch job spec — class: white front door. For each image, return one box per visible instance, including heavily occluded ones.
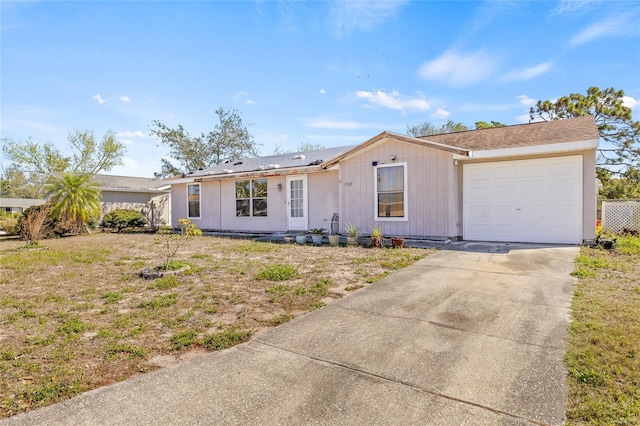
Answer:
[286,175,308,231]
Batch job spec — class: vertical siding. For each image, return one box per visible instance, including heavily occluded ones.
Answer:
[582,150,597,240]
[171,184,187,227]
[308,170,339,231]
[340,138,456,238]
[220,176,287,232]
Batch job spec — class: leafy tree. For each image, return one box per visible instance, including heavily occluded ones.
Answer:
[273,142,326,155]
[597,167,640,199]
[1,130,125,198]
[406,120,469,137]
[530,86,639,170]
[475,121,507,129]
[45,173,101,234]
[150,107,260,177]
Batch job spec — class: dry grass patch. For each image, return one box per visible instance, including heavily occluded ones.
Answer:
[0,233,430,418]
[567,235,640,425]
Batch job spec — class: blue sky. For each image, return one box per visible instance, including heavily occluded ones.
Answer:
[2,0,639,177]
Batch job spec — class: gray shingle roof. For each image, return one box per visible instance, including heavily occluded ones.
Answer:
[93,174,168,191]
[188,145,356,178]
[420,116,599,151]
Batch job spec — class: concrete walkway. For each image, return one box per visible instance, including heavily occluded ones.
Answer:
[2,243,579,426]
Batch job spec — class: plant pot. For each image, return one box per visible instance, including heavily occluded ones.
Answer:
[283,236,294,243]
[391,237,405,249]
[296,235,307,244]
[311,235,323,245]
[328,235,341,246]
[347,236,358,246]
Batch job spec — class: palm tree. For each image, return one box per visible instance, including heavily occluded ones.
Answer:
[45,173,101,233]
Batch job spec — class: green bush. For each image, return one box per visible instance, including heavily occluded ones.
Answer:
[0,212,21,235]
[256,264,297,281]
[101,209,147,232]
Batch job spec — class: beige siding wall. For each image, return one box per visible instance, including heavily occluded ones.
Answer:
[220,177,287,232]
[458,149,597,241]
[101,191,170,227]
[308,170,339,231]
[170,172,339,232]
[340,138,457,238]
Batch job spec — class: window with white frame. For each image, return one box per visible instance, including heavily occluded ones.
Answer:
[236,179,267,217]
[187,183,200,218]
[375,163,407,220]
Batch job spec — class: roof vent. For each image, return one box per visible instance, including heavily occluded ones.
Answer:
[308,159,323,166]
[223,169,234,174]
[293,154,306,160]
[233,161,243,165]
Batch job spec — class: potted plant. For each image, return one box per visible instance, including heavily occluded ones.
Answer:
[328,233,341,246]
[345,222,359,245]
[295,233,307,244]
[309,228,325,245]
[370,226,383,248]
[391,237,405,248]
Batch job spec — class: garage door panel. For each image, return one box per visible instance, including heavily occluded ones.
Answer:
[463,156,583,244]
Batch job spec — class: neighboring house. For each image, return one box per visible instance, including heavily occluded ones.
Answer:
[93,175,171,228]
[0,198,46,214]
[167,116,599,244]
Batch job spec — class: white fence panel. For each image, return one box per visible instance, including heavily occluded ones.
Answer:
[601,201,640,233]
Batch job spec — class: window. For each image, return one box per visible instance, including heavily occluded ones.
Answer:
[375,163,407,221]
[187,183,200,218]
[236,179,267,217]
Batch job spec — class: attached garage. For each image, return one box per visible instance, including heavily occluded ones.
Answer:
[463,156,583,244]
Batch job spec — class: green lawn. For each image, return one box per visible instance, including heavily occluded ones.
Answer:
[567,235,640,425]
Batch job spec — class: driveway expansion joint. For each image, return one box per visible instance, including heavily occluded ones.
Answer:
[414,263,576,281]
[253,339,550,426]
[335,305,566,351]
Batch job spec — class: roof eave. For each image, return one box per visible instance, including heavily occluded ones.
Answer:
[462,138,599,160]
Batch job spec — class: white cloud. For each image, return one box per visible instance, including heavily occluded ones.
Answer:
[320,89,326,94]
[501,62,552,82]
[246,99,256,105]
[431,108,450,119]
[116,130,146,146]
[418,49,501,87]
[117,130,145,139]
[92,94,105,105]
[569,13,639,47]
[330,0,408,37]
[233,91,248,99]
[622,96,640,109]
[517,95,537,106]
[120,95,131,102]
[552,0,600,17]
[355,90,429,112]
[280,134,289,141]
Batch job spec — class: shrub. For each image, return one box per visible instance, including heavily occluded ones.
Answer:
[101,209,147,232]
[156,218,202,269]
[0,213,21,235]
[17,203,52,244]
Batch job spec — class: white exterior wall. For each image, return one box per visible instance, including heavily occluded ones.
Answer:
[340,138,458,238]
[101,191,170,227]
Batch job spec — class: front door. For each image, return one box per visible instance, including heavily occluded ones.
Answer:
[286,175,308,231]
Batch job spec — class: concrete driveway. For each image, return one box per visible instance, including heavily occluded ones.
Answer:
[2,243,578,426]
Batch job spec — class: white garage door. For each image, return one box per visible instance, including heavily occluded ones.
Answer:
[463,156,583,244]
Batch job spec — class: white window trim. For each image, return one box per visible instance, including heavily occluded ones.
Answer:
[373,162,408,222]
[187,183,201,219]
